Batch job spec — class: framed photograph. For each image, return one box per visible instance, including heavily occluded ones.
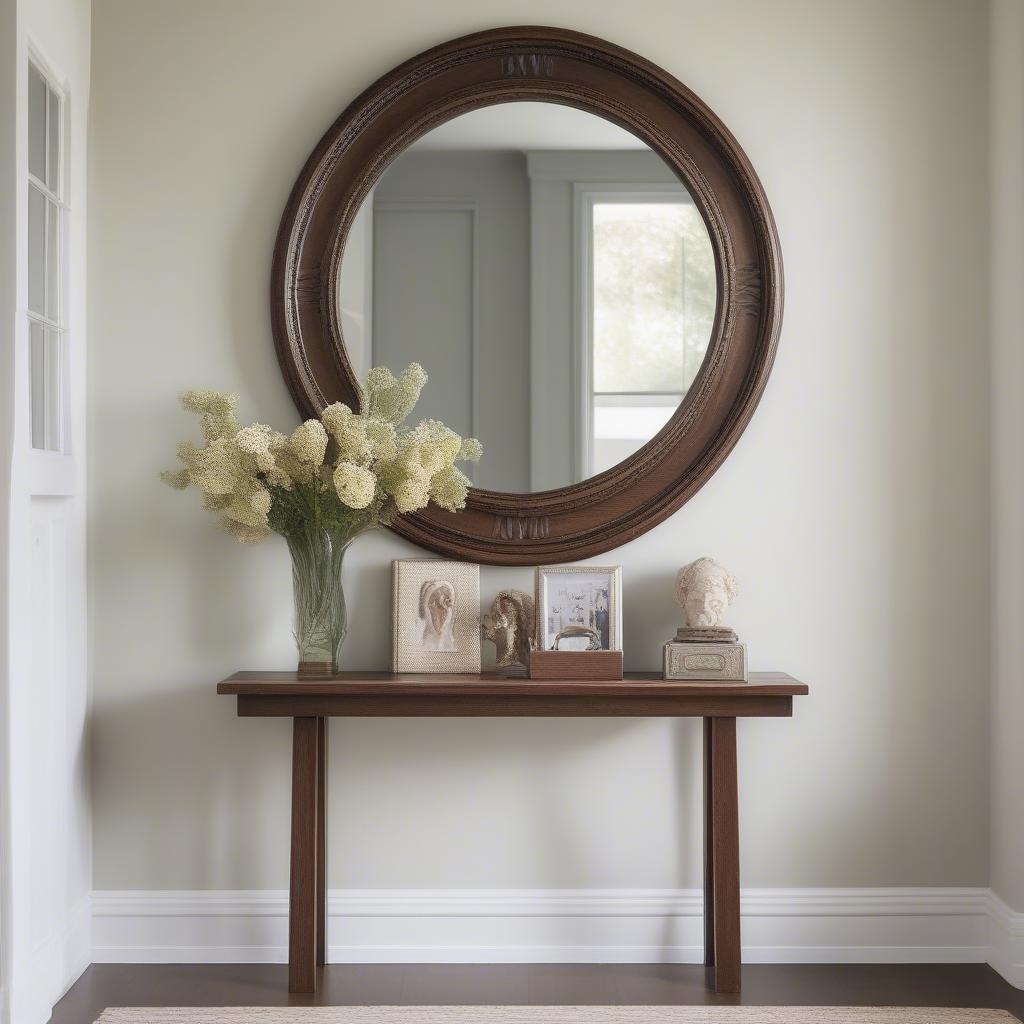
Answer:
[535,565,622,652]
[392,559,481,673]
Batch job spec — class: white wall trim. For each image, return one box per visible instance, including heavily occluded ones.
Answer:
[91,886,1018,982]
[988,891,1024,988]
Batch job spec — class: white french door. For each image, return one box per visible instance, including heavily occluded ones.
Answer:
[2,25,89,1024]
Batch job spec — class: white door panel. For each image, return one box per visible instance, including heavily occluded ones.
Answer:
[3,19,90,1024]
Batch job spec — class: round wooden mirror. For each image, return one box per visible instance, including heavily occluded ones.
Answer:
[272,26,782,565]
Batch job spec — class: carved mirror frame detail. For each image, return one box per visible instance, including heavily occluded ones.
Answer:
[272,26,783,565]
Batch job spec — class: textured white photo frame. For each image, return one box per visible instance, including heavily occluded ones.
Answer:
[392,559,481,673]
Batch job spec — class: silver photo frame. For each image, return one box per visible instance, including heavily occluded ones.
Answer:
[534,565,622,652]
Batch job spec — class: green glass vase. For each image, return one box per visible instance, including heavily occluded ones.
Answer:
[286,524,349,675]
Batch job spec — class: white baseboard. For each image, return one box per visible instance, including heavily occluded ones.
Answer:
[989,891,1024,988]
[92,887,999,973]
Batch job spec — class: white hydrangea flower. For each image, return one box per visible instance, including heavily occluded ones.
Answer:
[459,437,483,462]
[176,439,199,463]
[410,419,461,463]
[235,423,272,456]
[288,420,328,467]
[378,457,431,513]
[221,519,272,544]
[189,439,242,496]
[160,468,190,490]
[224,483,273,529]
[333,462,376,510]
[366,362,428,424]
[268,431,309,485]
[200,411,240,443]
[429,465,470,512]
[365,420,398,462]
[390,473,431,513]
[364,366,397,391]
[321,402,353,441]
[180,390,238,415]
[202,492,232,512]
[235,423,281,475]
[399,440,444,476]
[333,415,373,465]
[179,390,241,443]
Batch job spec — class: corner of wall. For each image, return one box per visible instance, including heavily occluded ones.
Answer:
[989,892,1024,989]
[989,0,1024,956]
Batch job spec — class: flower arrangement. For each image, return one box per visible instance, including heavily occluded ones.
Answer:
[163,362,482,671]
[162,362,482,541]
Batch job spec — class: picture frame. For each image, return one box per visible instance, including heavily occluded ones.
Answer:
[535,565,623,653]
[392,559,481,674]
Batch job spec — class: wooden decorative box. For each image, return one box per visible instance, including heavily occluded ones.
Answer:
[529,649,624,680]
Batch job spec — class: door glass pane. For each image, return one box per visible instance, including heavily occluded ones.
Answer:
[30,325,64,451]
[46,200,59,321]
[28,186,46,315]
[46,86,61,193]
[45,328,63,449]
[30,322,46,448]
[27,67,68,455]
[28,65,46,182]
[592,201,715,394]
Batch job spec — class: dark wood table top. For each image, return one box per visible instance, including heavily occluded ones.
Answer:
[217,671,807,718]
[219,670,806,697]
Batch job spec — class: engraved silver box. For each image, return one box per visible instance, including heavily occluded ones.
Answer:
[662,641,747,681]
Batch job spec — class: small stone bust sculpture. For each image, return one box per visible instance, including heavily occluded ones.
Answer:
[481,589,535,668]
[675,557,739,630]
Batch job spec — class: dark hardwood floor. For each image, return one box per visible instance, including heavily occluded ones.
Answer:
[52,964,1024,1023]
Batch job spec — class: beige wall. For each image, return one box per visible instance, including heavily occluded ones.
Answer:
[89,0,991,892]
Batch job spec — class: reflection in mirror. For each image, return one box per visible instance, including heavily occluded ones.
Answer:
[337,102,716,493]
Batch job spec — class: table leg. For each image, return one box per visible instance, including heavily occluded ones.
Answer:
[704,715,740,994]
[289,716,320,993]
[316,716,328,967]
[703,718,716,985]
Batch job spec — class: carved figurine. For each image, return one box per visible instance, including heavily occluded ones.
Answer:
[418,580,457,652]
[481,589,535,668]
[674,557,739,632]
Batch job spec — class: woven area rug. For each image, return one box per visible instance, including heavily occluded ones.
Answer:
[94,1007,1021,1023]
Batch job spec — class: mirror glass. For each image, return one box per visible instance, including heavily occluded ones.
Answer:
[337,102,716,493]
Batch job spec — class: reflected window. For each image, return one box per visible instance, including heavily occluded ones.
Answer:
[584,196,714,477]
[27,60,68,452]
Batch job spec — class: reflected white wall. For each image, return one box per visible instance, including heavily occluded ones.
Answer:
[371,150,531,492]
[337,191,373,382]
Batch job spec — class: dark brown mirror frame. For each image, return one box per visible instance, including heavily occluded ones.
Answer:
[272,26,782,566]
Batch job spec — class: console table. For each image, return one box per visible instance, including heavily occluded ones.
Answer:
[217,671,808,995]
